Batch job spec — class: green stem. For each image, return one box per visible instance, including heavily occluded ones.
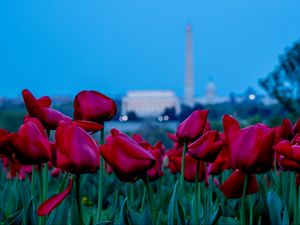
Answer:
[140,187,147,214]
[249,195,253,225]
[76,174,83,225]
[31,165,35,197]
[43,163,48,200]
[37,165,45,225]
[179,141,187,199]
[97,128,105,222]
[241,174,249,225]
[129,183,134,204]
[194,160,200,225]
[144,175,155,219]
[38,165,44,203]
[209,175,213,220]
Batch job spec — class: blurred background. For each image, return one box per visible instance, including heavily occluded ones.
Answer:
[1,0,300,147]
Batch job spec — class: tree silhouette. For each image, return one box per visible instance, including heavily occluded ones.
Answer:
[260,40,300,115]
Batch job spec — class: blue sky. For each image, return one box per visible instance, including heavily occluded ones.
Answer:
[0,0,300,98]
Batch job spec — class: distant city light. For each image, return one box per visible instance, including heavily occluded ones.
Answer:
[249,94,256,100]
[119,115,128,122]
[158,115,170,122]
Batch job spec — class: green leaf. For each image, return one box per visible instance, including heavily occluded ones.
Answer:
[176,200,185,225]
[267,190,282,225]
[209,204,222,225]
[6,209,24,225]
[22,199,37,225]
[120,198,131,225]
[140,204,153,225]
[46,197,68,225]
[128,210,141,225]
[71,198,80,225]
[218,216,239,225]
[155,210,163,225]
[95,221,113,225]
[89,215,94,225]
[168,181,179,225]
[19,182,30,208]
[109,188,119,224]
[282,205,289,225]
[58,173,70,193]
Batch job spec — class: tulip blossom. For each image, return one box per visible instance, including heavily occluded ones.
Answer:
[165,149,206,183]
[132,134,164,181]
[37,177,73,216]
[0,128,14,156]
[54,121,100,174]
[188,130,224,162]
[74,90,117,124]
[223,115,275,174]
[163,147,183,174]
[10,118,51,165]
[99,129,155,182]
[167,132,184,148]
[144,141,164,181]
[71,120,104,133]
[208,153,230,176]
[176,109,209,142]
[273,118,300,172]
[220,170,258,199]
[22,89,72,130]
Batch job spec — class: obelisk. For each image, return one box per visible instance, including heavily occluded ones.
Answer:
[184,24,195,107]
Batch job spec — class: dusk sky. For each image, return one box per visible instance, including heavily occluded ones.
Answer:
[1,1,300,98]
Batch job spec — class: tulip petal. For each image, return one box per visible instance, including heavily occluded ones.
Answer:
[72,120,104,132]
[176,110,209,141]
[37,96,52,108]
[220,170,258,199]
[294,119,300,134]
[37,177,73,216]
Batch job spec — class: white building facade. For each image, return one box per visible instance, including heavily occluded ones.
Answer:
[121,90,181,118]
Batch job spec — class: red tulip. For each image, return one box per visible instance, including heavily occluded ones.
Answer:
[280,118,294,140]
[50,168,61,178]
[22,89,72,130]
[223,115,275,174]
[220,170,258,199]
[293,119,300,134]
[167,150,206,183]
[54,121,100,174]
[176,110,209,142]
[71,120,104,133]
[131,134,164,181]
[99,129,155,182]
[163,147,183,174]
[37,177,73,216]
[188,130,224,162]
[0,128,14,156]
[10,117,51,165]
[146,142,164,181]
[74,90,117,124]
[208,153,230,175]
[279,157,300,171]
[274,140,300,162]
[167,132,184,148]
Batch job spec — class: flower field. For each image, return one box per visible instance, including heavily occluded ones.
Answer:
[1,89,299,225]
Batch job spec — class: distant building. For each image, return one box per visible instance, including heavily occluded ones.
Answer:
[184,24,195,107]
[121,90,180,118]
[196,79,230,105]
[233,87,277,105]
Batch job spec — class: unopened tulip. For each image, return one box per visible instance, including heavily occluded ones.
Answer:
[74,90,117,124]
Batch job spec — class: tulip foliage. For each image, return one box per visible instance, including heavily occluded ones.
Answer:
[1,90,300,225]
